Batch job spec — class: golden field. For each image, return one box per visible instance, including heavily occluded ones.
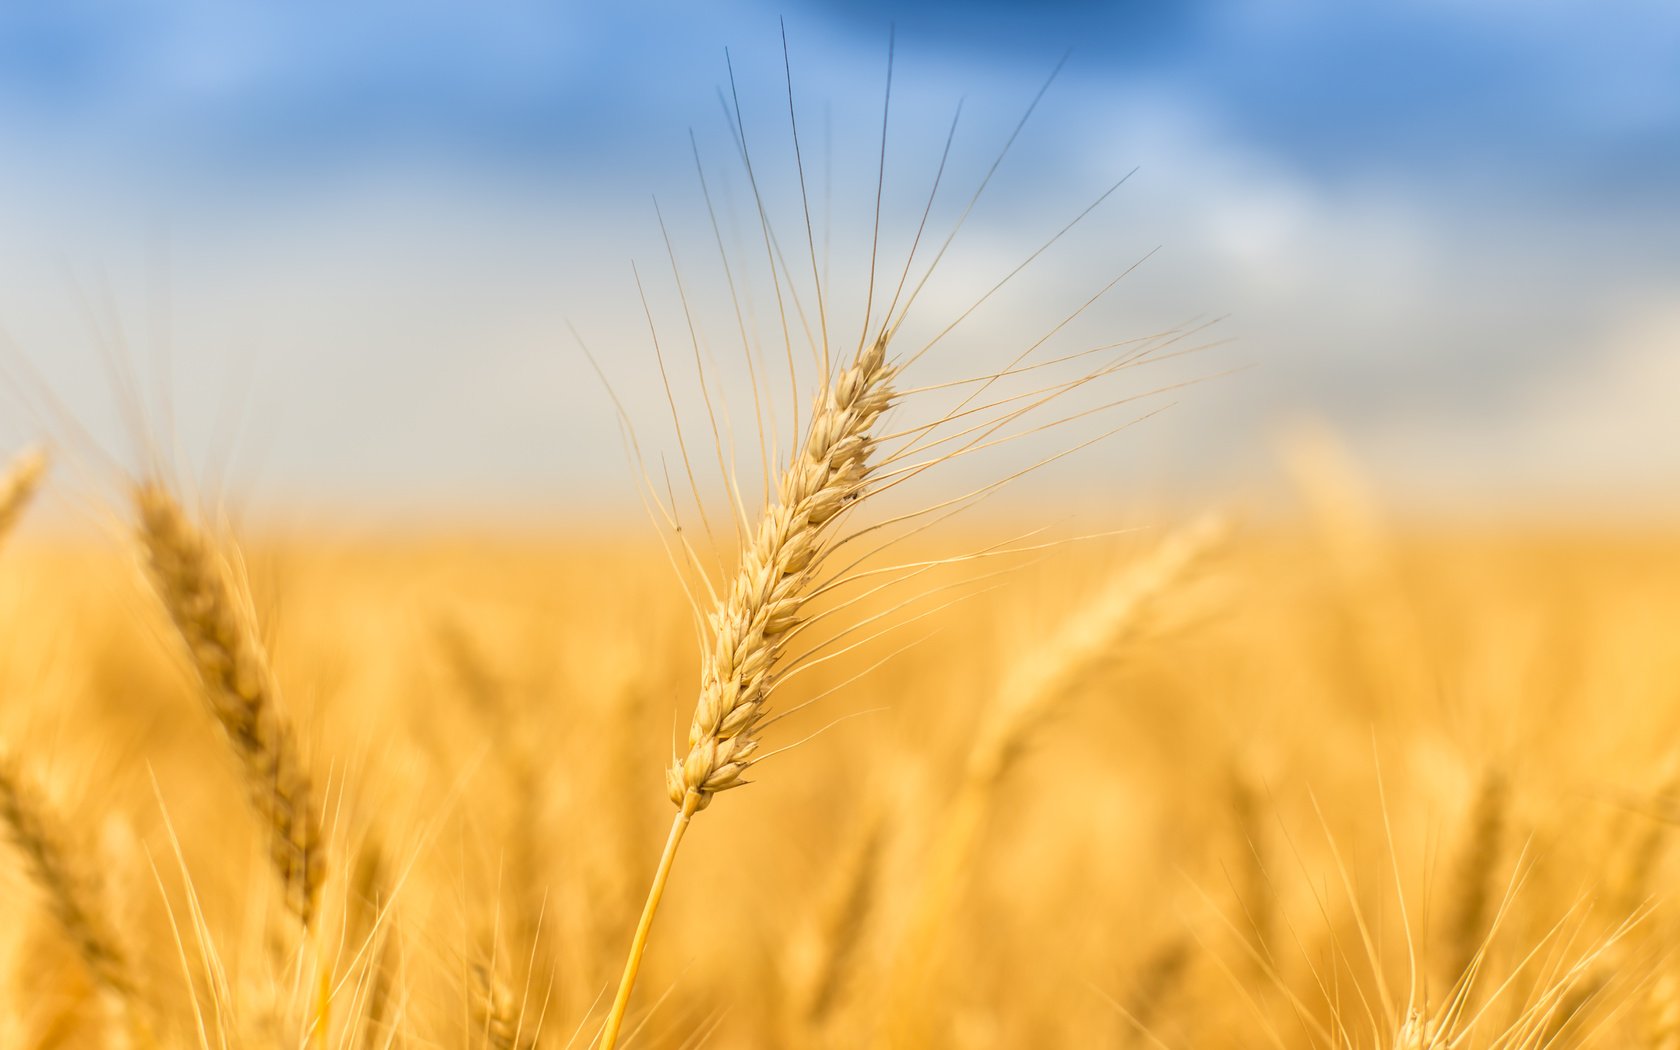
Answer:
[0,6,1672,1048]
[3,451,1679,1047]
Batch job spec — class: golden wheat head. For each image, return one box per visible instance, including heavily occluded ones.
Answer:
[668,334,896,812]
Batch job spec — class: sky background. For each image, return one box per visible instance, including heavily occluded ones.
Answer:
[0,1,1675,523]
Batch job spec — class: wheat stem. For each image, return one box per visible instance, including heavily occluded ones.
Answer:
[598,791,699,1050]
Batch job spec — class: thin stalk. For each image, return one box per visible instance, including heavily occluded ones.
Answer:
[598,792,701,1050]
[313,943,332,1048]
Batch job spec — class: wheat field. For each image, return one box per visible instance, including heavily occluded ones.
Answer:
[2,435,1677,1047]
[0,27,1673,1049]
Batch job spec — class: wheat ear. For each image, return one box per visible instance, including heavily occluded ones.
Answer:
[970,512,1228,786]
[0,445,48,550]
[596,334,896,1050]
[133,482,326,928]
[0,453,135,1008]
[1441,768,1506,992]
[0,748,137,1004]
[887,514,1226,1046]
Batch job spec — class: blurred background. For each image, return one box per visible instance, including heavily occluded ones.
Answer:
[0,0,1674,524]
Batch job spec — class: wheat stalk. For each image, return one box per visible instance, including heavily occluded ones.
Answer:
[596,333,897,1050]
[133,482,326,929]
[0,445,48,550]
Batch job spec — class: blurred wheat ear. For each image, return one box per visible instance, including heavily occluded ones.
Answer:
[0,444,48,549]
[886,513,1228,1047]
[136,480,345,1045]
[133,482,326,931]
[1,448,150,1037]
[0,747,148,1037]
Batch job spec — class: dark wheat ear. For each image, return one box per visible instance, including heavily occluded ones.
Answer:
[132,480,326,930]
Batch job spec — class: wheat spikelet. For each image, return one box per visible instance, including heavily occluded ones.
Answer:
[133,481,326,928]
[0,747,136,1003]
[0,445,48,550]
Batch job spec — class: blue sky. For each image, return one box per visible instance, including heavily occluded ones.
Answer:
[0,1,1676,520]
